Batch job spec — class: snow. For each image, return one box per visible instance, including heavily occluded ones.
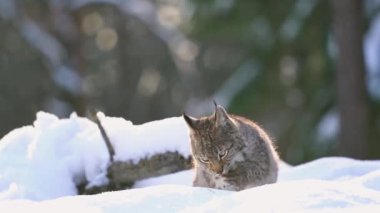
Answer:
[97,112,190,162]
[134,170,193,188]
[1,112,380,212]
[0,111,190,201]
[0,112,109,200]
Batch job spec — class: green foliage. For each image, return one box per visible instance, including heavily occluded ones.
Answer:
[1,0,379,162]
[188,0,355,164]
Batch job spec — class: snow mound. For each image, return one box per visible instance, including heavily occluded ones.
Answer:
[0,111,190,200]
[1,111,380,212]
[1,164,380,213]
[97,112,190,162]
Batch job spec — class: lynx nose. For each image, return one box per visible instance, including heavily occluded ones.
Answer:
[211,163,223,174]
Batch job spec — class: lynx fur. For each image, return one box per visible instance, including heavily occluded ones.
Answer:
[183,103,279,191]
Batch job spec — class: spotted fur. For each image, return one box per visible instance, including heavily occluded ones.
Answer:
[183,104,279,191]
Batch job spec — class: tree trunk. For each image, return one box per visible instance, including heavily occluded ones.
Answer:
[330,0,369,159]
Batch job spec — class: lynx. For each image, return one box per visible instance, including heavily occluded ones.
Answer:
[183,103,279,191]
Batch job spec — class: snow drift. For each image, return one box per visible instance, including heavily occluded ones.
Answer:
[1,112,380,212]
[0,111,190,200]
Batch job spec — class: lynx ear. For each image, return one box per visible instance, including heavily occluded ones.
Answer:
[183,113,198,130]
[214,104,231,127]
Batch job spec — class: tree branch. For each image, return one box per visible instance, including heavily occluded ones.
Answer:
[88,109,115,162]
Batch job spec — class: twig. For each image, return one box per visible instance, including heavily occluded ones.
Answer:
[88,109,115,162]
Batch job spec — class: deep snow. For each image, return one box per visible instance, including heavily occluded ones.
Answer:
[0,111,190,200]
[1,112,380,212]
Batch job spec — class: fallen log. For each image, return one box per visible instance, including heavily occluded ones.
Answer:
[82,111,192,194]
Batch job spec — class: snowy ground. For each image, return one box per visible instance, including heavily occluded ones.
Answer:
[1,112,380,212]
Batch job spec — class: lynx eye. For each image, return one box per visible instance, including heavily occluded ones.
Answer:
[218,150,229,159]
[198,157,210,164]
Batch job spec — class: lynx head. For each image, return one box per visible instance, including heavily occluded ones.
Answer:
[183,103,245,176]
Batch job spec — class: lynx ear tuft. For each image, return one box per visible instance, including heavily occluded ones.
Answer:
[212,99,218,109]
[214,104,230,126]
[183,113,198,130]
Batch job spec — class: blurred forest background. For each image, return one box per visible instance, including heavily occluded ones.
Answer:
[0,0,379,165]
